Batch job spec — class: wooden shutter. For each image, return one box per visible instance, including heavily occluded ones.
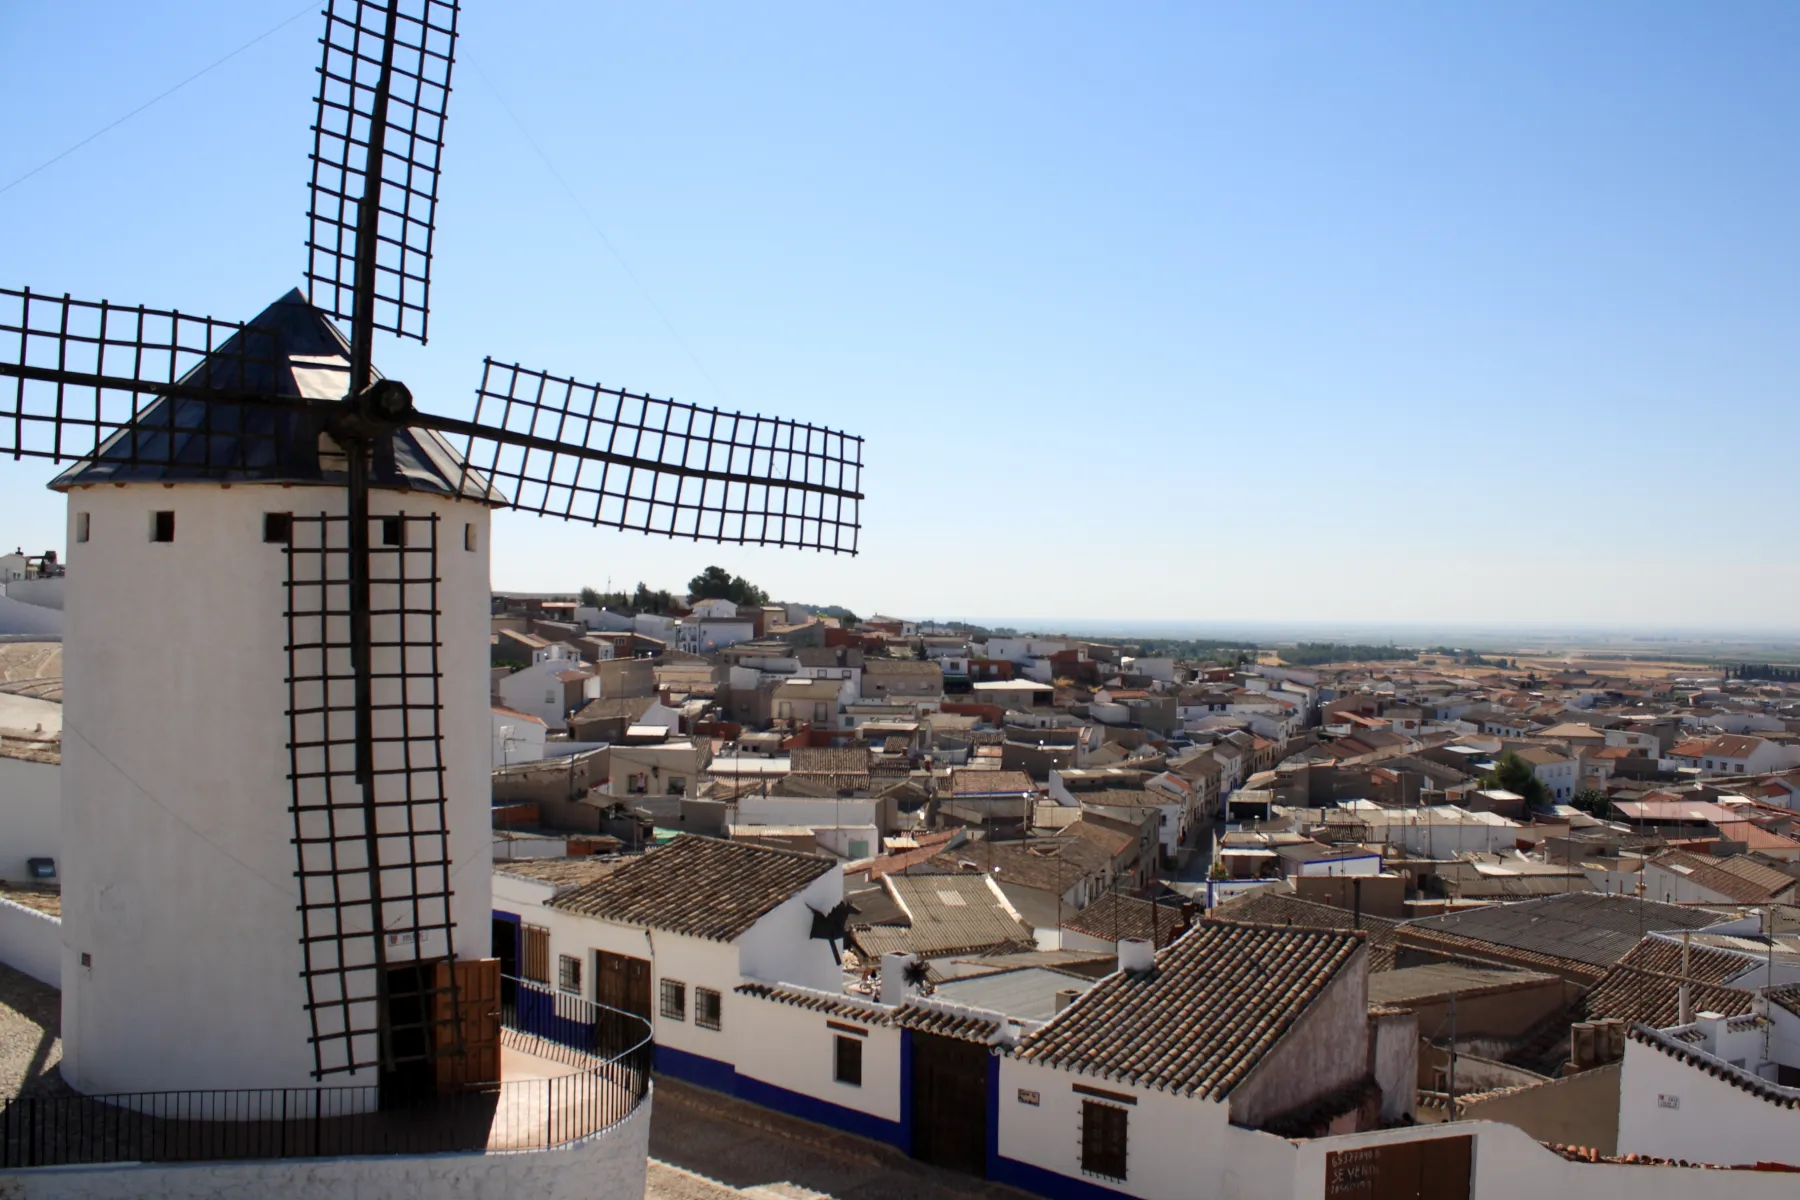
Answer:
[433,957,502,1093]
[1080,1100,1128,1181]
[522,924,550,984]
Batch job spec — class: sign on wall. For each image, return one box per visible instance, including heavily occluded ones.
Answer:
[1325,1136,1472,1200]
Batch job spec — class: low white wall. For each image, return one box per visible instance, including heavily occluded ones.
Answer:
[0,1091,651,1200]
[733,994,902,1125]
[0,895,60,986]
[0,755,60,881]
[1617,1037,1799,1166]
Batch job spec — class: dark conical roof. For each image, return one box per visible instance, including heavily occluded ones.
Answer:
[51,289,500,503]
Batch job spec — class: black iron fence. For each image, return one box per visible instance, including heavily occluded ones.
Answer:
[0,976,652,1169]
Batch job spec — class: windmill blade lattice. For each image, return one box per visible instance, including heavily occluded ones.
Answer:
[454,358,863,554]
[307,0,460,345]
[0,287,295,470]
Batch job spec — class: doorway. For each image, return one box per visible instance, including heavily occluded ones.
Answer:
[909,1031,989,1176]
[491,913,521,1017]
[593,950,652,1057]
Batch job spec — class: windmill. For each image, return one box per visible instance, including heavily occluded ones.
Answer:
[1,0,862,1101]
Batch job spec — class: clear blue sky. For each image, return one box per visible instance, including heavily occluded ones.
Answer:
[4,2,1796,629]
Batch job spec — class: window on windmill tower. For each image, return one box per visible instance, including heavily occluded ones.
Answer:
[150,511,175,543]
[263,513,292,545]
[74,513,90,543]
[381,516,406,546]
[464,522,476,552]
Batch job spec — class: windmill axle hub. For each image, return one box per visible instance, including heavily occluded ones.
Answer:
[332,378,415,441]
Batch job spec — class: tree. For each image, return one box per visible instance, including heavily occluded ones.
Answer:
[1570,788,1610,818]
[579,586,603,608]
[687,565,768,608]
[1484,750,1550,809]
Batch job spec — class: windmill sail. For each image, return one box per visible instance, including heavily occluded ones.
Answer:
[307,0,460,344]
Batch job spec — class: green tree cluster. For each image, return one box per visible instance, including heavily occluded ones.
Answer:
[577,583,680,613]
[1732,663,1800,682]
[1483,750,1550,809]
[687,565,768,608]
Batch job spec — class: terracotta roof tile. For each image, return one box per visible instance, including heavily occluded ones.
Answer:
[549,834,832,941]
[1059,892,1189,946]
[1211,889,1400,971]
[1583,938,1755,1026]
[1012,919,1364,1098]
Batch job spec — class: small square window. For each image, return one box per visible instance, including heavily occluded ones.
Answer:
[558,954,582,994]
[660,979,687,1021]
[834,1035,863,1086]
[695,987,722,1031]
[464,522,476,552]
[74,513,90,543]
[381,516,407,546]
[150,511,175,542]
[264,512,292,544]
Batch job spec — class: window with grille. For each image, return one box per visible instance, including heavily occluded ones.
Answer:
[660,979,687,1021]
[834,1035,863,1086]
[558,954,582,994]
[1081,1100,1128,1181]
[522,924,551,984]
[695,987,722,1030]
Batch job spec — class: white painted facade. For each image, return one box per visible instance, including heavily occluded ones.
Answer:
[0,754,60,881]
[0,1097,652,1200]
[57,482,493,1096]
[496,653,591,730]
[1617,1026,1800,1167]
[0,895,60,986]
[492,707,548,766]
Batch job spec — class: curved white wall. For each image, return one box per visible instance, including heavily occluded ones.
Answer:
[58,482,492,1095]
[0,1091,652,1200]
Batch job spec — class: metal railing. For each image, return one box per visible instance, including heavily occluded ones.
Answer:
[0,976,652,1168]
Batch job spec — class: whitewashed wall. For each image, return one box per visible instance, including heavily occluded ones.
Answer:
[58,484,492,1097]
[1617,1037,1799,1166]
[0,895,59,986]
[734,869,846,992]
[0,1094,651,1200]
[0,755,59,881]
[732,993,902,1125]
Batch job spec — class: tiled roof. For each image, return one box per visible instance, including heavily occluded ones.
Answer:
[496,857,627,887]
[1012,919,1365,1099]
[550,834,833,941]
[1060,892,1189,946]
[950,769,1038,796]
[1210,889,1400,971]
[1583,938,1755,1026]
[1367,962,1558,1006]
[734,981,891,1023]
[891,1004,1007,1043]
[1768,982,1800,1020]
[1402,893,1725,970]
[878,874,1036,955]
[1685,856,1795,903]
[791,746,870,774]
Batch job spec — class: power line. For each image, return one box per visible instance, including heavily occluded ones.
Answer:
[466,59,734,408]
[1,3,316,198]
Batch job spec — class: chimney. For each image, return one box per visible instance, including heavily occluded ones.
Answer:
[1117,937,1154,973]
[879,952,917,1006]
[1694,1010,1726,1054]
[1053,989,1081,1014]
[1678,932,1693,1026]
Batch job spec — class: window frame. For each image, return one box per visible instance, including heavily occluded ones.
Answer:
[694,986,722,1031]
[1080,1099,1129,1182]
[660,978,687,1022]
[833,1034,863,1087]
[558,953,582,994]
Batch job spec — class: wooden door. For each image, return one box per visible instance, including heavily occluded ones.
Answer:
[433,957,501,1093]
[594,950,653,1057]
[910,1032,989,1177]
[1324,1135,1471,1200]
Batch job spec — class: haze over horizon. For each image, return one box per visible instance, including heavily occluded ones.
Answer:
[4,2,1795,627]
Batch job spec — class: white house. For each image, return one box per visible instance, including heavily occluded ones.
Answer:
[492,835,844,1088]
[497,647,594,730]
[1512,746,1577,803]
[492,704,549,766]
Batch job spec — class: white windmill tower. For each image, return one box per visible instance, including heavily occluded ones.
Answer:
[0,0,863,1108]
